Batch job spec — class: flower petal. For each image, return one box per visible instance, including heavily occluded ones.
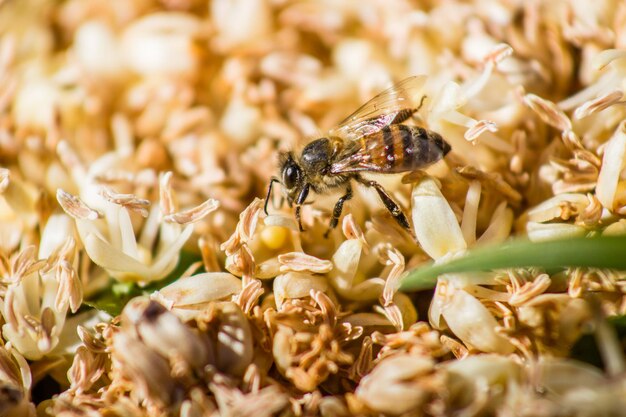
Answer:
[476,201,513,245]
[82,233,151,281]
[148,224,195,281]
[596,121,626,210]
[153,272,241,310]
[461,181,481,245]
[278,252,333,274]
[162,198,219,224]
[443,353,521,388]
[39,214,74,259]
[527,193,589,223]
[526,222,587,242]
[412,177,466,259]
[273,272,329,309]
[441,287,514,354]
[328,239,362,291]
[117,205,139,260]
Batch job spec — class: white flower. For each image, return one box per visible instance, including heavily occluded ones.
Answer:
[412,177,467,260]
[596,121,626,211]
[412,176,515,354]
[57,172,218,284]
[0,168,38,253]
[0,214,102,360]
[273,271,330,309]
[152,272,242,321]
[355,354,436,415]
[425,43,515,154]
[0,343,36,416]
[121,12,205,78]
[211,0,273,51]
[559,49,626,116]
[525,193,595,241]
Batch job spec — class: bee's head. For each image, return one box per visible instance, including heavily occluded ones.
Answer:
[279,152,303,205]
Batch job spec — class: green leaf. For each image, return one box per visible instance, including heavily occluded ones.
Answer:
[83,287,140,316]
[400,235,626,291]
[112,281,138,297]
[84,250,203,316]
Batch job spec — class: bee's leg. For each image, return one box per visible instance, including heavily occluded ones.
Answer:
[389,109,415,125]
[324,184,353,238]
[357,177,411,231]
[295,205,303,231]
[294,183,310,232]
[415,94,427,113]
[390,96,427,125]
[264,177,280,215]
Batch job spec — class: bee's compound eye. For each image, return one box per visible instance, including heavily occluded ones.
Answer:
[282,164,301,189]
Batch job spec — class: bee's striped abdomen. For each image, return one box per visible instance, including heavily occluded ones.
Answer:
[359,125,451,173]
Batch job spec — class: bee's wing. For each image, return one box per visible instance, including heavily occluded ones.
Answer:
[328,76,427,141]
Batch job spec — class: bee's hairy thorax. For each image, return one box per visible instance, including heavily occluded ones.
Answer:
[298,137,353,193]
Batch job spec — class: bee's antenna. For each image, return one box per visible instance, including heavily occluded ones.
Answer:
[264,177,280,215]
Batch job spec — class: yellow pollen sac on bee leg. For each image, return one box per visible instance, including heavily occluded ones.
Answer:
[261,225,289,249]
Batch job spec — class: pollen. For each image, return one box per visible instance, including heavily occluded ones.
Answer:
[261,225,289,250]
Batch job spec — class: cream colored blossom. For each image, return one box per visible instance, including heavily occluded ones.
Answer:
[412,176,514,353]
[57,172,218,284]
[328,236,381,300]
[327,216,392,302]
[222,199,301,280]
[0,213,101,360]
[122,298,212,375]
[212,302,254,377]
[211,0,273,51]
[121,12,205,78]
[596,121,626,211]
[355,354,439,415]
[0,169,38,252]
[0,343,35,417]
[152,272,242,321]
[74,21,125,79]
[443,354,521,411]
[412,177,467,260]
[525,193,595,241]
[273,272,329,309]
[424,43,516,157]
[2,0,626,413]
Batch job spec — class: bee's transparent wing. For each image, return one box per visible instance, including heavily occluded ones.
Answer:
[328,75,428,141]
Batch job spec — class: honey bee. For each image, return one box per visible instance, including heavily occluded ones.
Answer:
[265,76,451,236]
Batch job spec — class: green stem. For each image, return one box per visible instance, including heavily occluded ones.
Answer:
[400,235,626,291]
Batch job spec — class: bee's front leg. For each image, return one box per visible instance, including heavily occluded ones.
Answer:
[324,184,353,238]
[264,177,280,215]
[295,205,303,231]
[294,184,310,232]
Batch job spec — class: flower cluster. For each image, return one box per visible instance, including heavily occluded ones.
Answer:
[0,0,625,416]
